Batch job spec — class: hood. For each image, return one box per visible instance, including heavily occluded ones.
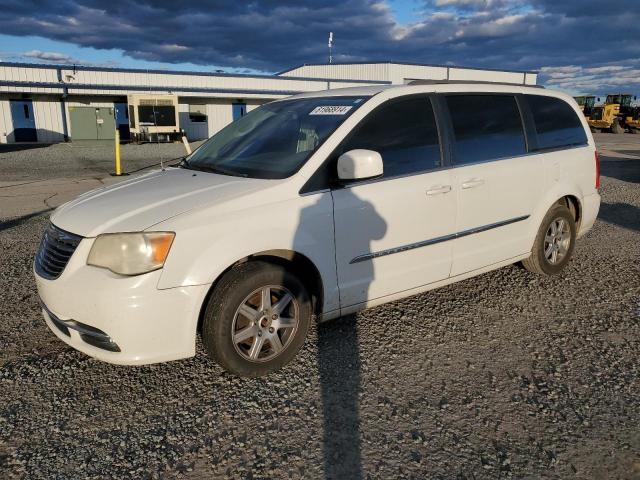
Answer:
[51,168,269,237]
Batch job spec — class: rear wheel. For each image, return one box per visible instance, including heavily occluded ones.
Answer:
[202,261,311,377]
[629,128,639,134]
[522,204,576,275]
[589,126,599,133]
[611,119,625,134]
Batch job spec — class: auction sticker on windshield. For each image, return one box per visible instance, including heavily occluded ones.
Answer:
[309,105,353,115]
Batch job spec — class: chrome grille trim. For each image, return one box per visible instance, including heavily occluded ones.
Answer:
[35,223,83,280]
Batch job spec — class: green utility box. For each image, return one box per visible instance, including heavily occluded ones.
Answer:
[69,107,116,141]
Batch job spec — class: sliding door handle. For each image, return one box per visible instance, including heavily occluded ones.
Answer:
[426,185,452,196]
[461,178,485,189]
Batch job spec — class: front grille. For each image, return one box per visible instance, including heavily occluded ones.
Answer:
[35,223,82,280]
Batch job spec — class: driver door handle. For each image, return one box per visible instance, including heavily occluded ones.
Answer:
[426,185,452,196]
[461,178,485,189]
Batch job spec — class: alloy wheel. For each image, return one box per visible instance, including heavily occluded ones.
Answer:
[231,285,299,362]
[544,217,571,265]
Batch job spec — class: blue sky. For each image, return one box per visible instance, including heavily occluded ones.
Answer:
[0,0,638,95]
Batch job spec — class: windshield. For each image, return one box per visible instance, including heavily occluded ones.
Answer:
[184,96,368,179]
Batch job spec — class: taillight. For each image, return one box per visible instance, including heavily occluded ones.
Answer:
[595,151,600,189]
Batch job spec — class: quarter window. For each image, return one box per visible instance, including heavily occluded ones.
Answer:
[526,95,587,150]
[446,95,526,164]
[340,96,441,178]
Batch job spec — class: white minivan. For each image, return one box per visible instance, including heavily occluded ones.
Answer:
[35,82,600,376]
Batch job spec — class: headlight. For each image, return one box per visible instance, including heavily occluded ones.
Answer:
[87,232,175,276]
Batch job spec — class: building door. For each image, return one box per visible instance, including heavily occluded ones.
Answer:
[10,100,37,142]
[232,102,247,121]
[114,102,130,141]
[69,107,116,141]
[96,107,116,140]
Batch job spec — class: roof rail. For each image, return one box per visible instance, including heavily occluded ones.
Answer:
[407,79,545,88]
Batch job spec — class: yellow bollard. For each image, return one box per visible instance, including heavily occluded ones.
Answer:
[114,130,122,176]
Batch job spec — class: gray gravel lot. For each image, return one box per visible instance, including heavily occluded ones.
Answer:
[0,135,639,479]
[0,141,204,181]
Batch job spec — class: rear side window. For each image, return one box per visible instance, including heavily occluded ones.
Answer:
[341,96,441,178]
[446,95,526,164]
[526,95,587,150]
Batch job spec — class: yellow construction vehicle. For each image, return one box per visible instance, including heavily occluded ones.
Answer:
[574,95,597,117]
[588,93,636,133]
[626,106,640,134]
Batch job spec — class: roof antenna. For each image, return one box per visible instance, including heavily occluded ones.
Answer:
[328,32,333,64]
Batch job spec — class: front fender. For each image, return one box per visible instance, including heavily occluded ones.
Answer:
[155,192,340,313]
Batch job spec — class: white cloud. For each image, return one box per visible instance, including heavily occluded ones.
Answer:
[435,0,513,9]
[584,65,627,74]
[23,50,76,64]
[540,63,640,95]
[159,44,190,52]
[19,49,118,68]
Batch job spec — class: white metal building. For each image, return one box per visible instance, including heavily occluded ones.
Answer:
[0,61,536,144]
[279,61,538,86]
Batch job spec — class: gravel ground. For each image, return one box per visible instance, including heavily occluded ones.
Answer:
[0,141,204,181]
[0,136,639,479]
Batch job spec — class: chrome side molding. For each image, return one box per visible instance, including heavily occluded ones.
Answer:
[350,215,530,264]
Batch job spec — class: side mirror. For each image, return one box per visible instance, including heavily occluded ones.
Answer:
[337,149,383,181]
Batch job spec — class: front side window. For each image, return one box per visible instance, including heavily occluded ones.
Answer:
[340,96,441,178]
[185,96,368,179]
[446,95,526,165]
[526,95,587,151]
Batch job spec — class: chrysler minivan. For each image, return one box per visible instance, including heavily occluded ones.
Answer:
[35,82,600,376]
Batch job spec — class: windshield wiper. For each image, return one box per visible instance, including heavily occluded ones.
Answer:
[186,163,249,178]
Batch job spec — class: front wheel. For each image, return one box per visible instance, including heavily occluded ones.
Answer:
[202,261,311,377]
[522,204,576,275]
[611,119,625,134]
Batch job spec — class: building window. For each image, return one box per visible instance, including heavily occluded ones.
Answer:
[189,104,207,123]
[138,105,176,127]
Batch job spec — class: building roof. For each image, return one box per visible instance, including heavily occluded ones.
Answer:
[277,61,538,76]
[0,61,389,85]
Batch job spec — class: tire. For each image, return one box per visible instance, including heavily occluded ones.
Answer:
[629,128,639,134]
[522,204,576,275]
[589,126,599,133]
[611,119,625,134]
[202,260,312,377]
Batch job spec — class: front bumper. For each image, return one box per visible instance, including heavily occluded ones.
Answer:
[35,238,210,365]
